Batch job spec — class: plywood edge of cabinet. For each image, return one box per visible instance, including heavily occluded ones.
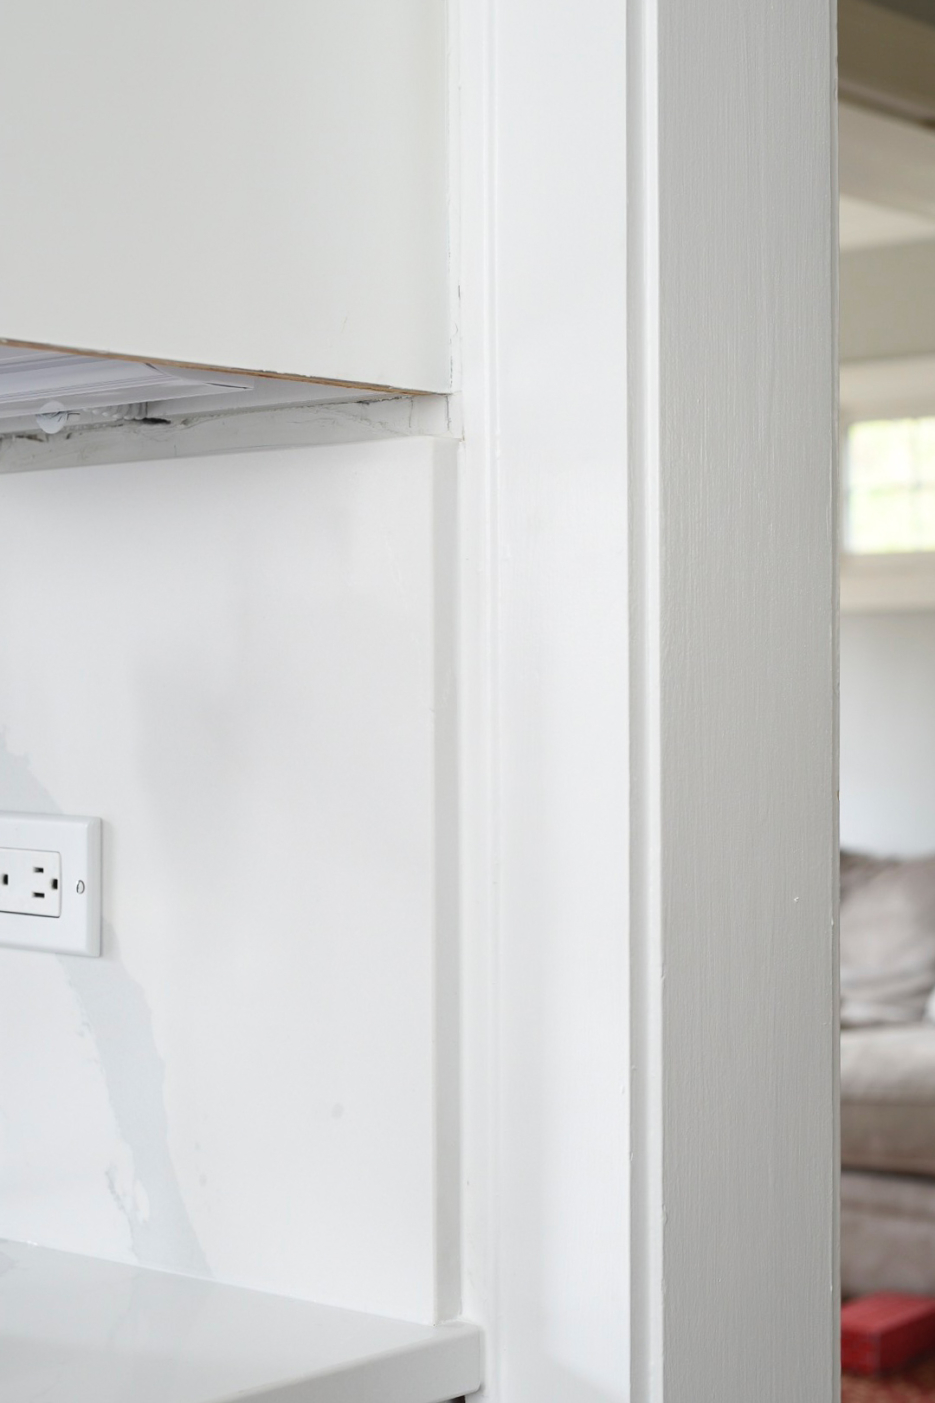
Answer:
[0,338,437,400]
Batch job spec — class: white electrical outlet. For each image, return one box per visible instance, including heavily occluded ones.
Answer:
[0,847,63,917]
[0,814,100,957]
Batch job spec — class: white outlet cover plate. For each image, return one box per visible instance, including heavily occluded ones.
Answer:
[0,813,100,956]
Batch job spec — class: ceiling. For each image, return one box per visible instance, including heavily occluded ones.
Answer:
[839,101,935,250]
[840,193,935,248]
[869,0,935,30]
[840,0,935,124]
[839,98,935,408]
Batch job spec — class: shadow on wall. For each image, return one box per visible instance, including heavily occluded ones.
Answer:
[0,730,208,1276]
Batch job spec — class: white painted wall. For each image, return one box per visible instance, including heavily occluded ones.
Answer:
[841,612,935,856]
[841,239,935,362]
[0,434,457,1325]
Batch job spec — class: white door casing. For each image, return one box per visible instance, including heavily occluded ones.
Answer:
[628,0,838,1397]
[458,0,838,1399]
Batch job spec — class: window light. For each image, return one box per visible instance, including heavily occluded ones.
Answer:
[845,417,935,554]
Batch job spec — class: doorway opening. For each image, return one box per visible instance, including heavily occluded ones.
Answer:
[840,3,935,1394]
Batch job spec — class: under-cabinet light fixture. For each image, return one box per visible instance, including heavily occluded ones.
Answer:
[0,346,252,431]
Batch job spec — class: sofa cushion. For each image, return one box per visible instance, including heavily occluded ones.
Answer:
[842,1024,935,1175]
[841,852,935,1027]
[842,1170,935,1297]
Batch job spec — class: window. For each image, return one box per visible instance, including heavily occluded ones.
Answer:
[845,417,935,554]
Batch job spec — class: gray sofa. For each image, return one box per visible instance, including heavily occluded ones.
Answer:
[841,852,935,1296]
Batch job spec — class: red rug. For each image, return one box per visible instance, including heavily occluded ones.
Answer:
[844,1359,935,1400]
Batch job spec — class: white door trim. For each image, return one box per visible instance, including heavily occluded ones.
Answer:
[457,0,838,1397]
[627,0,839,1397]
[457,0,630,1397]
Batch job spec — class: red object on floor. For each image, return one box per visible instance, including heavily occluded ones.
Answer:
[843,1355,935,1400]
[843,1294,935,1376]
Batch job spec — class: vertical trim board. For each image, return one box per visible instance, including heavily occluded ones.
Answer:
[629,0,838,1399]
[457,0,629,1399]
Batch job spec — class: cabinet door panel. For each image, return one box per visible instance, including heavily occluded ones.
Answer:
[0,2,449,392]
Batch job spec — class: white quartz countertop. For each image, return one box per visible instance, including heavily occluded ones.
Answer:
[0,1240,482,1403]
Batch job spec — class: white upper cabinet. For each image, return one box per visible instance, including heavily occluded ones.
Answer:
[0,3,450,393]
